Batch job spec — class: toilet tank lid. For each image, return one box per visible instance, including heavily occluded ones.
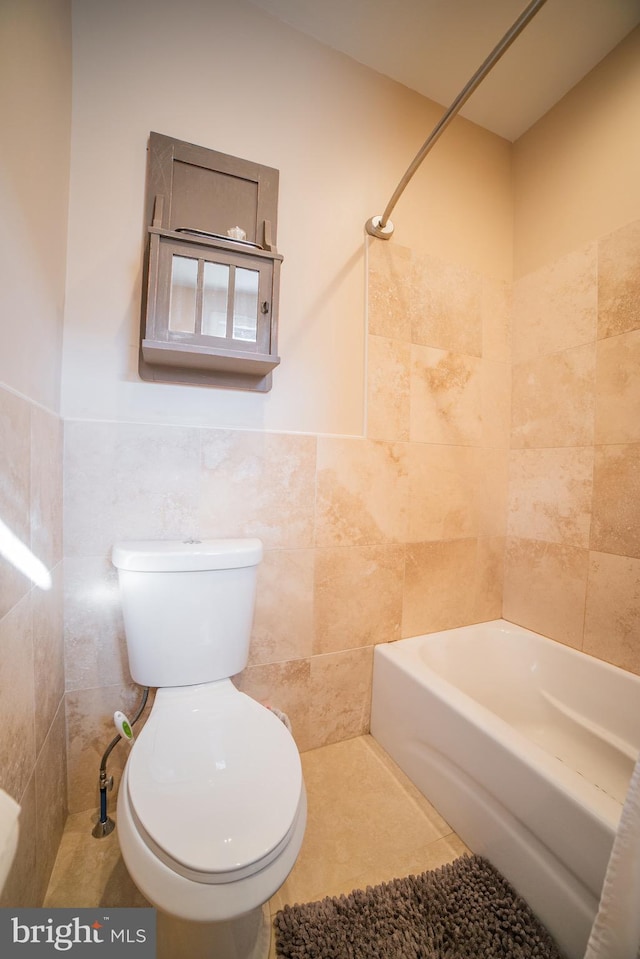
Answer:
[112,538,263,572]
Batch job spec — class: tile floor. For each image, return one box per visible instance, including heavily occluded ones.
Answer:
[44,735,468,956]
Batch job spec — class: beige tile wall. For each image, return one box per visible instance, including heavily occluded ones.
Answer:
[505,217,640,675]
[0,386,66,906]
[61,218,640,817]
[63,239,510,812]
[367,240,510,635]
[62,221,640,817]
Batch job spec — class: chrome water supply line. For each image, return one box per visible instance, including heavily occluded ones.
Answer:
[365,0,549,239]
[92,686,149,838]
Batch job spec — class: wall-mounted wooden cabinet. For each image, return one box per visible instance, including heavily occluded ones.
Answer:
[139,133,283,392]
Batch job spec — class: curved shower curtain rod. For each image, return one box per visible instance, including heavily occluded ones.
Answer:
[365,0,549,239]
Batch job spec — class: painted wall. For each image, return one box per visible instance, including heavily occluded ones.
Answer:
[62,0,513,811]
[513,26,640,278]
[505,26,640,674]
[0,0,71,906]
[61,0,512,436]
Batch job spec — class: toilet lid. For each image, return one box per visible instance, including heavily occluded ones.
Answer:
[127,683,302,878]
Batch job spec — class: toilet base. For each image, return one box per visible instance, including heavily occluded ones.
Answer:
[157,902,271,959]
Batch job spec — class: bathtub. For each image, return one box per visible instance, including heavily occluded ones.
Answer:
[370,619,640,959]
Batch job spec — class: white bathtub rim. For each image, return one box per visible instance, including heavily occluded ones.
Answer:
[396,619,640,781]
[374,637,625,831]
[396,618,640,691]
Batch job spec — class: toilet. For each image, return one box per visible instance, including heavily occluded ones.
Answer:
[111,538,307,959]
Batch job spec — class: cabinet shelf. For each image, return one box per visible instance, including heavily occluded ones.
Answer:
[142,338,281,376]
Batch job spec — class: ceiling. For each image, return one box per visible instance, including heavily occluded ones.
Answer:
[250,0,640,140]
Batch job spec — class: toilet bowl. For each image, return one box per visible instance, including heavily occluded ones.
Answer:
[117,682,306,922]
[111,538,307,959]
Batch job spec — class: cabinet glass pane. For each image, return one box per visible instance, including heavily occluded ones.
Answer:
[202,262,230,338]
[168,256,198,333]
[233,268,259,342]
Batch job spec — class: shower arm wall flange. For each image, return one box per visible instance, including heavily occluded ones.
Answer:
[364,215,396,240]
[365,0,549,240]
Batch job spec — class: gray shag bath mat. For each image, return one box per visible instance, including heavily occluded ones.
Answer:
[274,854,565,959]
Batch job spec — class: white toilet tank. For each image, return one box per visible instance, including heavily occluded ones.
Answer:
[112,538,263,687]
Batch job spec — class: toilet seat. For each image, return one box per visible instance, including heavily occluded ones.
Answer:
[126,681,303,884]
